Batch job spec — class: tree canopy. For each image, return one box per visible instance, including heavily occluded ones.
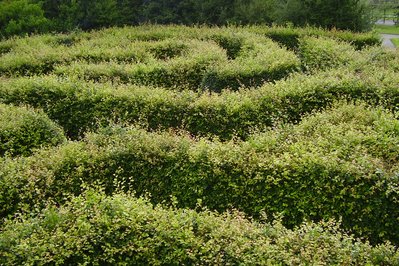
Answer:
[0,0,375,38]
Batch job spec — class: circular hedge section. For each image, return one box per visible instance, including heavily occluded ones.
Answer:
[0,103,66,156]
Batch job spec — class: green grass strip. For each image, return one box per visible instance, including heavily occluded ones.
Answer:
[374,24,399,35]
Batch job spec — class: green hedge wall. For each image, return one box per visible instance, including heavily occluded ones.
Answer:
[53,36,299,91]
[1,63,399,140]
[0,25,396,263]
[299,36,357,71]
[1,189,397,265]
[249,26,380,50]
[0,103,65,156]
[201,35,300,91]
[1,103,398,244]
[54,39,228,89]
[0,26,300,91]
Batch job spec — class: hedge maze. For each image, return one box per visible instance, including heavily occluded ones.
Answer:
[0,25,398,264]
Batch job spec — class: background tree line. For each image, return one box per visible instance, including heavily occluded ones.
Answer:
[0,0,375,38]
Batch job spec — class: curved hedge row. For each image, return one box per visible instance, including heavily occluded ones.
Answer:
[249,25,380,50]
[0,26,300,91]
[298,37,399,73]
[0,25,379,90]
[54,35,300,91]
[0,25,395,262]
[54,39,228,89]
[200,35,300,91]
[0,103,66,156]
[299,36,357,71]
[1,62,399,139]
[1,189,397,265]
[1,103,398,244]
[0,76,196,139]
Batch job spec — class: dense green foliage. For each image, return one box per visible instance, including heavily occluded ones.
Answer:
[0,25,398,264]
[299,36,357,71]
[0,0,375,38]
[0,26,384,139]
[251,25,380,50]
[0,103,65,156]
[0,26,300,86]
[0,0,49,38]
[1,103,398,244]
[1,189,398,265]
[273,0,372,32]
[1,63,399,140]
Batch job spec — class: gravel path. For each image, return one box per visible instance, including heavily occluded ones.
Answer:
[375,20,399,48]
[376,19,396,26]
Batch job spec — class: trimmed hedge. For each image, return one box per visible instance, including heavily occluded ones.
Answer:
[249,25,380,50]
[0,189,397,265]
[0,41,12,55]
[0,25,379,79]
[1,103,398,244]
[201,35,300,91]
[0,103,66,156]
[297,36,399,73]
[0,34,150,76]
[0,76,196,139]
[54,39,228,90]
[54,36,299,91]
[1,64,399,140]
[0,26,300,90]
[299,36,357,71]
[0,25,397,262]
[358,45,399,72]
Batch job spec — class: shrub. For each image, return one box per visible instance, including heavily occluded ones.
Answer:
[299,36,357,71]
[357,45,399,72]
[201,34,300,91]
[249,25,380,50]
[146,38,189,60]
[54,32,300,91]
[72,42,149,64]
[1,65,399,140]
[0,189,397,265]
[0,103,66,157]
[0,0,50,38]
[0,32,149,76]
[1,103,398,244]
[0,34,73,76]
[0,26,300,89]
[207,31,245,59]
[55,39,228,89]
[0,76,197,139]
[0,41,12,55]
[252,26,301,50]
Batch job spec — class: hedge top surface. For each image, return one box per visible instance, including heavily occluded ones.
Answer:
[0,103,66,156]
[1,189,398,265]
[0,25,398,253]
[0,26,301,92]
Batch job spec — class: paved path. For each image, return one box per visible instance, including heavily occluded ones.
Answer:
[376,19,396,26]
[381,33,399,49]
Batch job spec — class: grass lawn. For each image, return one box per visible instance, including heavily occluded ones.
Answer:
[391,38,399,47]
[374,24,399,34]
